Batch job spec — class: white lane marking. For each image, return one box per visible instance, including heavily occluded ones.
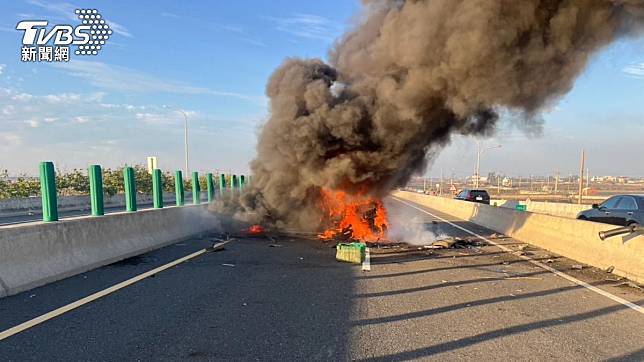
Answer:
[362,248,371,271]
[391,197,644,315]
[0,239,234,341]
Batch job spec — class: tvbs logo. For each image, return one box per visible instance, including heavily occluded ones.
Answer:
[16,9,112,62]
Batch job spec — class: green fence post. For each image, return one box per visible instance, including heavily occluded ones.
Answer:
[240,175,245,191]
[175,170,184,206]
[219,173,226,196]
[152,169,163,209]
[192,171,201,204]
[88,164,104,216]
[232,175,238,192]
[39,161,58,222]
[207,173,214,202]
[123,166,137,212]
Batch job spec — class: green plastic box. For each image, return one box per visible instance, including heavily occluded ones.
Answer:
[336,242,366,264]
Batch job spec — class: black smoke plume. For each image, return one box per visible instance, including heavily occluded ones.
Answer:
[222,0,644,230]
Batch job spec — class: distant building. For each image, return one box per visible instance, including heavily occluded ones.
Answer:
[468,175,488,184]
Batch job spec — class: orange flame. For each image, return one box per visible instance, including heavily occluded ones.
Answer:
[246,224,265,235]
[317,189,388,242]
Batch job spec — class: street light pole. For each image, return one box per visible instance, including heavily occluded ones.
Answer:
[163,105,190,179]
[475,140,501,189]
[177,109,189,179]
[475,141,481,188]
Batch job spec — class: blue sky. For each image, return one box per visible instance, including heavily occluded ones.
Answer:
[0,1,643,178]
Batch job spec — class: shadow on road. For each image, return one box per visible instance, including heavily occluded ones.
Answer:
[355,301,641,362]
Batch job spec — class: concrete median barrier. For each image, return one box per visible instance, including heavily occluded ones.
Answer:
[0,193,177,218]
[492,199,590,219]
[393,190,644,284]
[0,205,219,297]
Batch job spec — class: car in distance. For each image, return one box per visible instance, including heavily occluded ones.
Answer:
[576,194,644,226]
[454,189,490,205]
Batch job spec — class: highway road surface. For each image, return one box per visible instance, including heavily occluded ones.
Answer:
[0,197,642,361]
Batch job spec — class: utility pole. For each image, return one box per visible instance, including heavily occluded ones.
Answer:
[497,174,500,195]
[440,168,444,196]
[578,148,585,204]
[554,171,559,195]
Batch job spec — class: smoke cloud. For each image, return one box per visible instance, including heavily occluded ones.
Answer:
[228,0,644,230]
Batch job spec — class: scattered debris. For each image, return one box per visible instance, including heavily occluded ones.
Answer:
[242,302,247,306]
[269,244,282,248]
[518,245,529,251]
[206,245,226,252]
[504,276,543,280]
[213,237,235,243]
[490,233,506,239]
[614,281,643,290]
[605,266,615,273]
[545,259,554,263]
[423,237,486,249]
[222,263,235,267]
[571,264,584,270]
[299,257,304,260]
[429,239,457,249]
[29,294,36,298]
[336,243,365,264]
[501,261,511,265]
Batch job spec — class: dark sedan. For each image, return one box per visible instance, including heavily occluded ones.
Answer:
[455,189,491,205]
[576,194,644,226]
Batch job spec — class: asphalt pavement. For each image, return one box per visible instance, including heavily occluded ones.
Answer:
[0,197,642,361]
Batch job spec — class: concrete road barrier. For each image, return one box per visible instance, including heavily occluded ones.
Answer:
[492,199,590,219]
[0,205,219,297]
[393,191,644,284]
[0,193,177,218]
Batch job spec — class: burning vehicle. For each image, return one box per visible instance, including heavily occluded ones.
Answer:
[317,189,388,243]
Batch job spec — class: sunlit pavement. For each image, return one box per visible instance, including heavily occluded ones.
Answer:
[0,198,642,361]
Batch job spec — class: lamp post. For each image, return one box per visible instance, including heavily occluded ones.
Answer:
[177,109,189,180]
[475,141,501,189]
[162,105,190,179]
